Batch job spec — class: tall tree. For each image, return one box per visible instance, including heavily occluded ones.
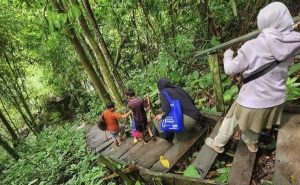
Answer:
[50,0,111,102]
[68,0,123,107]
[0,110,18,142]
[0,134,19,160]
[82,0,126,93]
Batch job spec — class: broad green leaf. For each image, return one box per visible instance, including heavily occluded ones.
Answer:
[68,5,82,19]
[288,63,300,76]
[135,181,141,185]
[183,165,201,178]
[192,71,199,79]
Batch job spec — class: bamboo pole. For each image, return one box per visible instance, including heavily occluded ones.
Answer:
[207,54,225,112]
[195,16,300,57]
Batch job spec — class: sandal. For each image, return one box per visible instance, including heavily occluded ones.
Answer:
[205,138,225,153]
[245,143,258,153]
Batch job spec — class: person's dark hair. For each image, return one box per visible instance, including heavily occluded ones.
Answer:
[157,78,177,91]
[125,88,135,97]
[106,101,115,109]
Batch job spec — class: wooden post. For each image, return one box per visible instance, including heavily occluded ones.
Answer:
[207,54,225,112]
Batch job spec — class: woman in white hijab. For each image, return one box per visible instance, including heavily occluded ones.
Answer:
[205,2,300,153]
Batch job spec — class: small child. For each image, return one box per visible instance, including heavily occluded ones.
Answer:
[130,115,143,143]
[125,89,154,143]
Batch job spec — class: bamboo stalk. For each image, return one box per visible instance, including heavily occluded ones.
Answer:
[195,16,300,57]
[207,54,225,112]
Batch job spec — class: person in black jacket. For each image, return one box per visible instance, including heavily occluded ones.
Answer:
[154,78,203,143]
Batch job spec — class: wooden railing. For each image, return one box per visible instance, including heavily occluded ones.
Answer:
[195,16,300,112]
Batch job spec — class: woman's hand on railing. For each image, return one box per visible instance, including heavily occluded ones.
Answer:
[293,21,300,31]
[224,48,234,58]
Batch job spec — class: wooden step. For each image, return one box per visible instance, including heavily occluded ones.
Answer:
[151,126,208,172]
[273,114,300,185]
[121,139,159,163]
[111,138,136,159]
[120,141,145,161]
[228,140,257,185]
[191,119,222,178]
[137,138,172,168]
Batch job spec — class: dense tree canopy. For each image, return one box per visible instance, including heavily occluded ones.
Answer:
[0,0,299,184]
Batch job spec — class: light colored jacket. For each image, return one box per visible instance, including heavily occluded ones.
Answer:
[223,2,300,108]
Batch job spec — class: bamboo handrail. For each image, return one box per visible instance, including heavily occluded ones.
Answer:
[195,16,300,58]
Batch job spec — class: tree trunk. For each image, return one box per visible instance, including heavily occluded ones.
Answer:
[4,50,30,101]
[168,0,177,52]
[0,134,19,160]
[82,0,126,94]
[0,97,20,135]
[51,0,111,102]
[69,0,123,107]
[0,75,37,134]
[3,52,38,130]
[198,0,219,37]
[79,32,106,86]
[0,73,38,130]
[0,110,19,142]
[67,27,111,102]
[138,0,158,38]
[131,8,147,66]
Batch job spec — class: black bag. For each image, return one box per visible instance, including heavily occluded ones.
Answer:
[97,114,106,131]
[243,60,281,84]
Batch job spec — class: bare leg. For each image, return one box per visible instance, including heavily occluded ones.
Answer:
[147,127,154,137]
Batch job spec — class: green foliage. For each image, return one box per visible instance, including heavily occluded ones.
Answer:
[286,77,300,100]
[183,165,201,178]
[0,121,107,184]
[286,63,300,101]
[126,51,182,104]
[213,167,230,183]
[212,160,230,183]
[288,63,300,76]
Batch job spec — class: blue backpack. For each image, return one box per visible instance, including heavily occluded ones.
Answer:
[160,90,184,132]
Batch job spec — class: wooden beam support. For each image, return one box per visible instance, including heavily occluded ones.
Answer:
[208,54,225,112]
[138,166,220,185]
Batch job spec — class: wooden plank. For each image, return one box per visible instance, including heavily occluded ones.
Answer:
[88,131,111,150]
[120,141,144,161]
[137,139,172,168]
[194,16,300,57]
[86,124,100,138]
[273,114,300,185]
[111,138,136,159]
[95,138,114,153]
[101,140,117,155]
[192,119,222,178]
[151,127,208,172]
[84,123,93,133]
[91,134,112,150]
[228,140,257,185]
[138,166,220,185]
[123,139,158,163]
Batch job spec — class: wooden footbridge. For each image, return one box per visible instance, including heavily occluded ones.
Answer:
[85,108,300,185]
[86,16,300,185]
